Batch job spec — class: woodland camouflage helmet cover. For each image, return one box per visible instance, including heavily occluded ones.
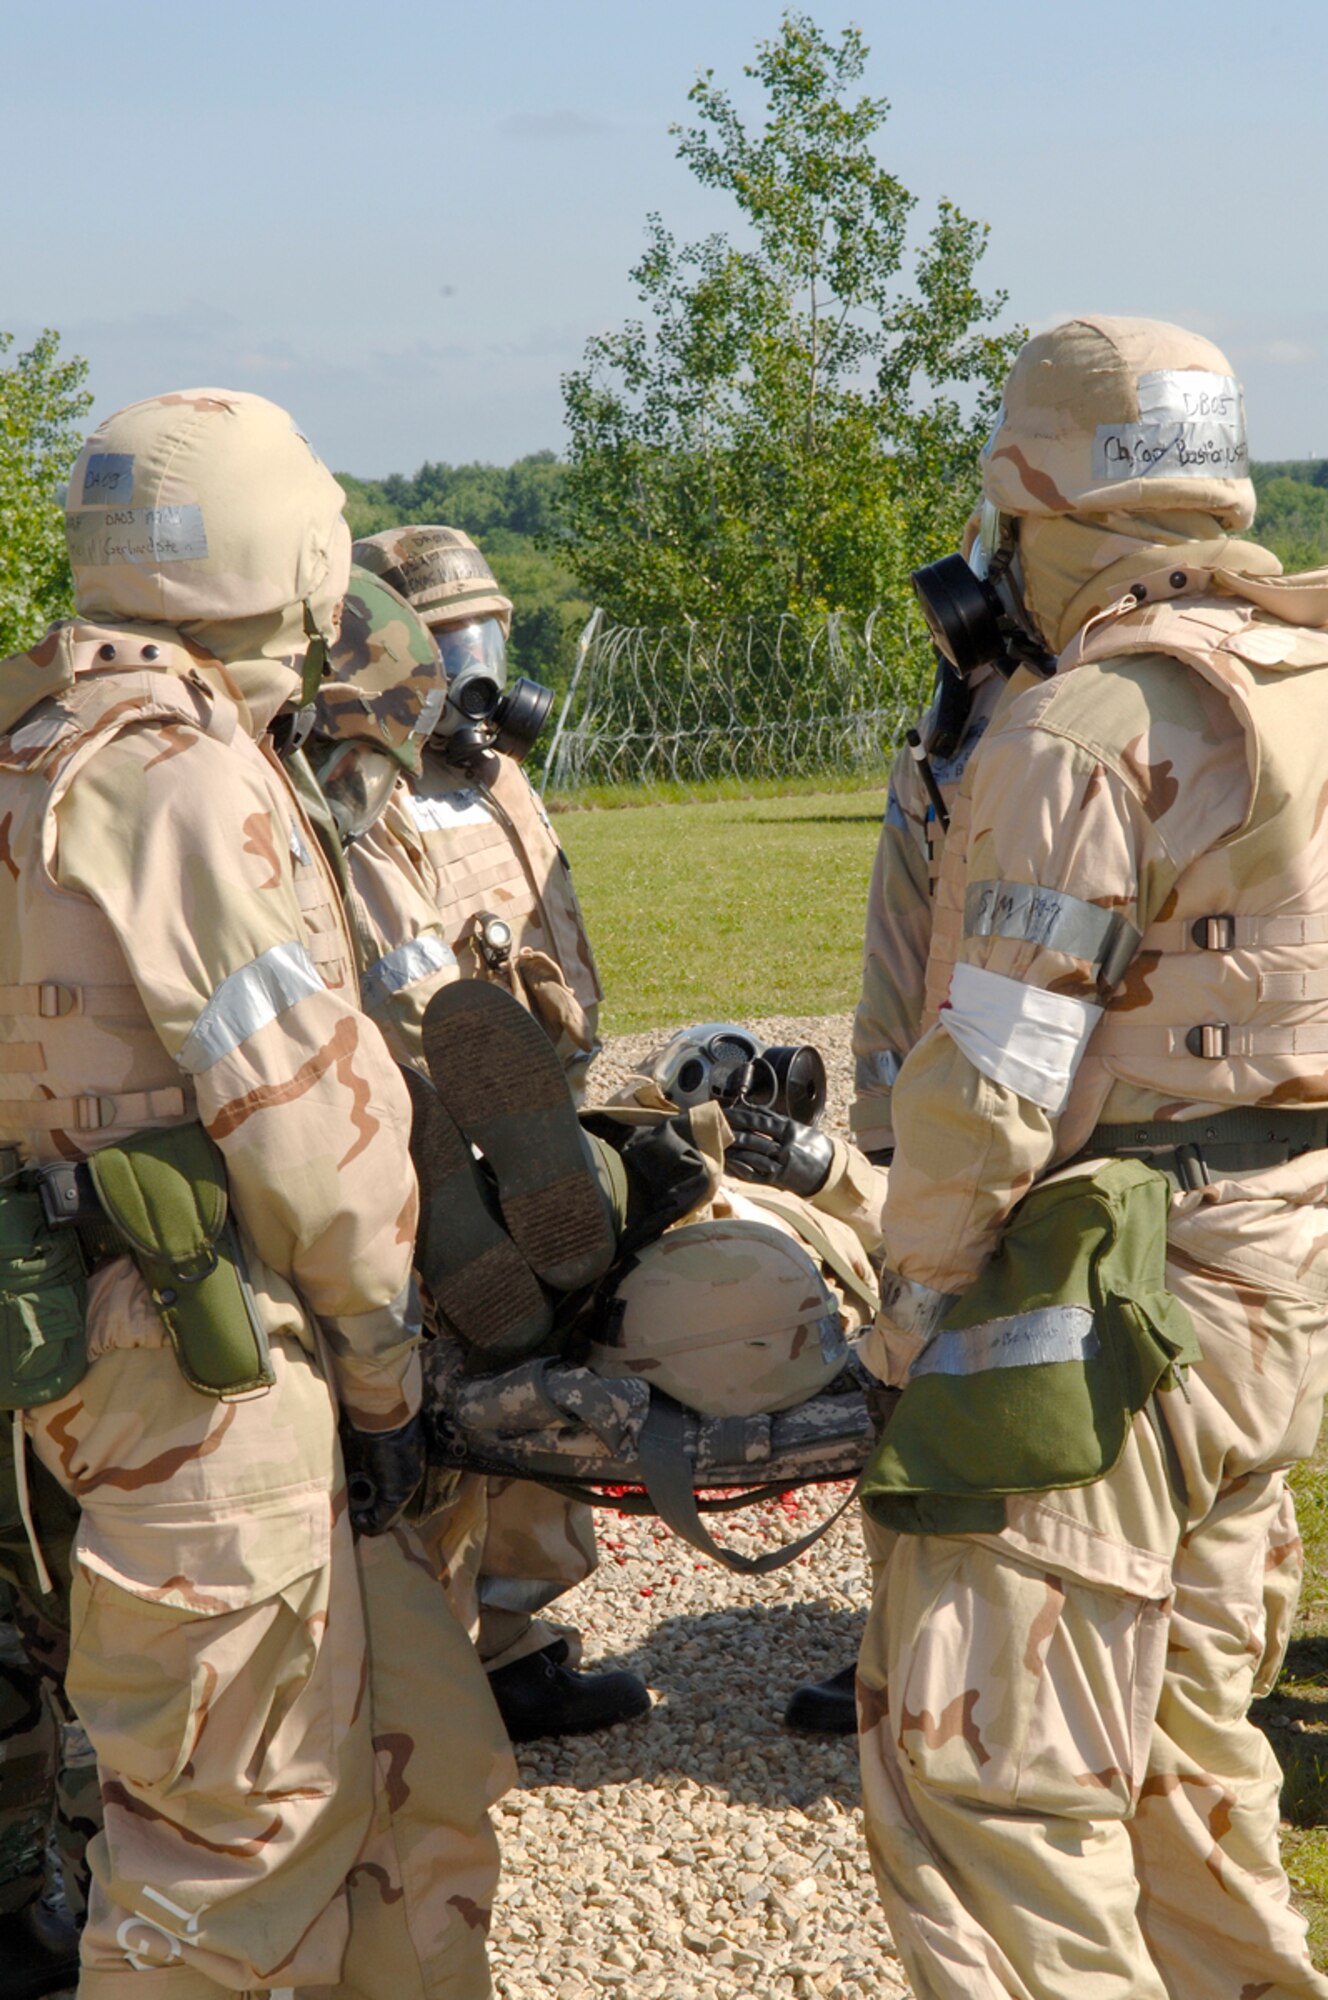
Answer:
[65,389,352,651]
[982,317,1255,529]
[315,567,446,774]
[352,526,513,637]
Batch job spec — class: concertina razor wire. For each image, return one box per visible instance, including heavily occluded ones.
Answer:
[538,606,935,796]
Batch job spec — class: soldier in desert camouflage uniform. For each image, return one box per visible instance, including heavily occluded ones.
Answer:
[351,526,646,1741]
[0,390,509,1998]
[858,316,1328,1999]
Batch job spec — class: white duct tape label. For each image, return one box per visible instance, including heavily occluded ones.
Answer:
[67,504,209,566]
[1093,370,1247,483]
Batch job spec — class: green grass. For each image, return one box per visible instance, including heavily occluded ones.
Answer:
[1256,1446,1328,1966]
[556,787,886,1033]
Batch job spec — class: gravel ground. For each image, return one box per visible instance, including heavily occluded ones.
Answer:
[483,1012,910,2000]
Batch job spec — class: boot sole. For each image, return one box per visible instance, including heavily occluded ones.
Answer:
[403,1066,552,1357]
[422,982,616,1292]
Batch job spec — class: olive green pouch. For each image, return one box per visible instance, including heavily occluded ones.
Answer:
[89,1125,275,1399]
[862,1159,1200,1535]
[0,1185,88,1410]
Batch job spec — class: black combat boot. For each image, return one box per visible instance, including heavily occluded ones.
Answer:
[0,1899,81,2000]
[488,1641,651,1743]
[783,1661,858,1735]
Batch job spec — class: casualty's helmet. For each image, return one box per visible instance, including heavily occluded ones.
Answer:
[587,1218,849,1419]
[309,567,446,840]
[981,316,1254,528]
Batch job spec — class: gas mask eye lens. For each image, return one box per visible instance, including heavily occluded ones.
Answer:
[677,1057,707,1096]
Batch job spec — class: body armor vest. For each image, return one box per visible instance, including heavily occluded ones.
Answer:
[0,635,353,1163]
[923,583,1328,1122]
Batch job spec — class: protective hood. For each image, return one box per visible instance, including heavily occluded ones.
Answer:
[65,388,351,726]
[0,618,301,744]
[1017,511,1283,655]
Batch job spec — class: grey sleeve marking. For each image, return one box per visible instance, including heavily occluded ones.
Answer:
[360,936,457,1012]
[176,940,323,1073]
[965,880,1139,978]
[912,1304,1098,1378]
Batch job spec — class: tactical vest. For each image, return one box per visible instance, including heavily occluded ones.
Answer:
[408,749,602,1072]
[0,634,354,1163]
[923,582,1328,1117]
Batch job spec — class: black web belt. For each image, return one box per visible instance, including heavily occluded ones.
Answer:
[1081,1108,1328,1189]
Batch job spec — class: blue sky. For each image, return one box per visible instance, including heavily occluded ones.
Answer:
[4,0,1324,475]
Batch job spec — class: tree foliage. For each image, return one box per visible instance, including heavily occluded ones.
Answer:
[0,330,93,657]
[559,11,1021,628]
[1251,464,1328,573]
[337,452,589,688]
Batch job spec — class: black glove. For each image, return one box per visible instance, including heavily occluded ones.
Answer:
[342,1414,426,1538]
[722,1104,834,1197]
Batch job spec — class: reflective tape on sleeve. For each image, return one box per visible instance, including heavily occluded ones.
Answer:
[911,1304,1099,1379]
[176,941,324,1074]
[854,1049,903,1092]
[940,961,1103,1114]
[360,935,457,1013]
[877,1269,957,1342]
[965,879,1140,978]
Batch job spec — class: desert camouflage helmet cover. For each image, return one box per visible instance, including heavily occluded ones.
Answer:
[315,567,446,773]
[589,1218,848,1420]
[353,526,513,638]
[982,316,1255,529]
[66,389,351,641]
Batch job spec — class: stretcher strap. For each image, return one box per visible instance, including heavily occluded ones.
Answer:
[635,1396,859,1576]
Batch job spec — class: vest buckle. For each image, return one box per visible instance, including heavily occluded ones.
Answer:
[1185,1023,1230,1059]
[1192,915,1236,951]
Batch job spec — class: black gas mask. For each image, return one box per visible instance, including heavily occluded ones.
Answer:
[429,616,555,769]
[650,1025,828,1126]
[910,510,1054,680]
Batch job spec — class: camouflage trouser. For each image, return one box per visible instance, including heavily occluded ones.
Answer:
[420,1474,598,1674]
[27,1332,510,1997]
[859,1154,1328,2000]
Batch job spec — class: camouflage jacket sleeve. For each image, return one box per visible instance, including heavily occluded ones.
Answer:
[849,738,934,1154]
[881,657,1250,1333]
[55,725,422,1429]
[811,1138,889,1257]
[345,782,459,1074]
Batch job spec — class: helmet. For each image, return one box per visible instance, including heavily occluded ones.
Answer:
[310,567,447,840]
[66,389,351,649]
[352,526,513,637]
[981,316,1254,528]
[314,568,446,774]
[587,1218,848,1418]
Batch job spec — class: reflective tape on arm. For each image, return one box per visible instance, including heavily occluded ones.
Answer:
[360,935,457,1013]
[940,961,1103,1115]
[176,941,324,1073]
[965,880,1139,983]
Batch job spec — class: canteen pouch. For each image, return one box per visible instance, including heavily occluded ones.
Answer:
[0,1185,88,1410]
[89,1124,275,1399]
[862,1158,1201,1535]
